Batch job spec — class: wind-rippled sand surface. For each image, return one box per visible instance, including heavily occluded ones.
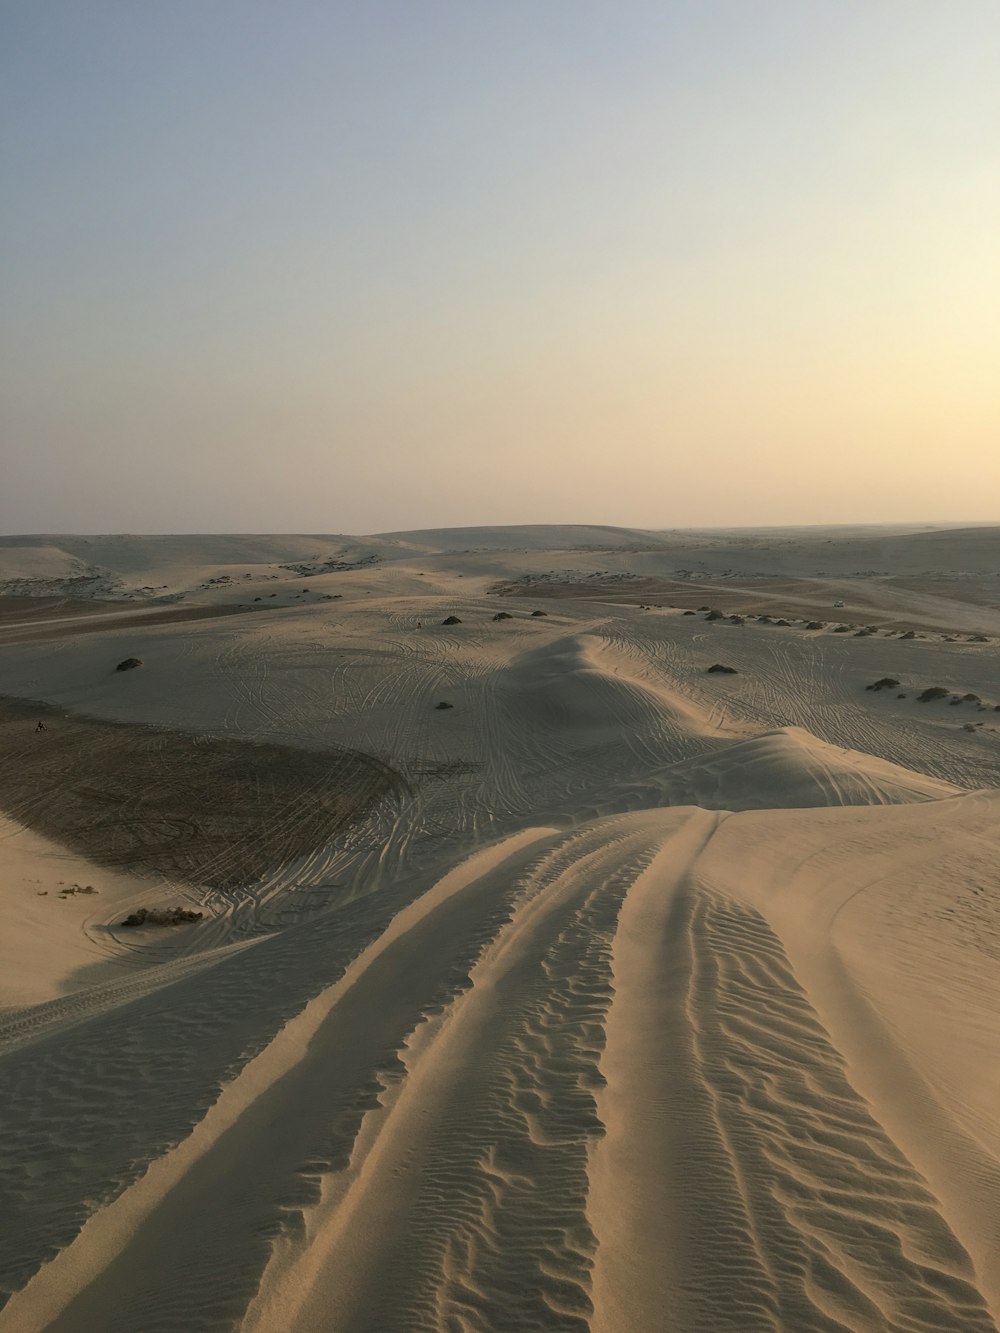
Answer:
[0,524,997,1332]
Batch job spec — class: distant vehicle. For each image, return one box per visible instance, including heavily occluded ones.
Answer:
[834,600,845,607]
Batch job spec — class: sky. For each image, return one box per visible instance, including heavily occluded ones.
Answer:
[2,1,998,534]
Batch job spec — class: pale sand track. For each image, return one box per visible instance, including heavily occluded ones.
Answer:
[0,525,997,1331]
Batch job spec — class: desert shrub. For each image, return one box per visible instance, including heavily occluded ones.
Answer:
[917,687,950,702]
[866,677,900,692]
[121,906,203,928]
[707,664,738,674]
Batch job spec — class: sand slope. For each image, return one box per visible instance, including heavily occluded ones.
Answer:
[0,525,996,1331]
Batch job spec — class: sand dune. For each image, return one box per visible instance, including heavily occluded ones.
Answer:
[0,525,996,1330]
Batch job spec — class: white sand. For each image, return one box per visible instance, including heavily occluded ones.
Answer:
[0,523,997,1331]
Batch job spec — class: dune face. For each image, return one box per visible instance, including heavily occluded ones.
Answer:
[0,524,997,1332]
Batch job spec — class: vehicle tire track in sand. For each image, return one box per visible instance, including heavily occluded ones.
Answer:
[248,816,666,1333]
[0,829,561,1332]
[590,818,996,1333]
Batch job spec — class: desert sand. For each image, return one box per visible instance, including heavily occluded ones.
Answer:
[0,522,997,1332]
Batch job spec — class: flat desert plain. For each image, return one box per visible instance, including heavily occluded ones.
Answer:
[0,523,997,1333]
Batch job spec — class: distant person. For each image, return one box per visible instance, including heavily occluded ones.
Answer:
[35,721,46,733]
[416,621,422,629]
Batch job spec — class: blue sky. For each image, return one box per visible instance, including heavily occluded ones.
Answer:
[2,2,998,532]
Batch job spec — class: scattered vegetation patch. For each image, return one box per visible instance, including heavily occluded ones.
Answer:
[704,609,725,621]
[434,701,454,710]
[0,696,403,891]
[120,906,204,928]
[492,612,513,621]
[441,615,462,625]
[707,664,738,674]
[530,609,548,617]
[806,621,825,630]
[115,657,143,672]
[866,677,901,692]
[917,687,951,703]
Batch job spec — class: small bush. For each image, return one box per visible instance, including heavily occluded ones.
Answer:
[120,906,203,928]
[866,677,900,692]
[707,664,738,674]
